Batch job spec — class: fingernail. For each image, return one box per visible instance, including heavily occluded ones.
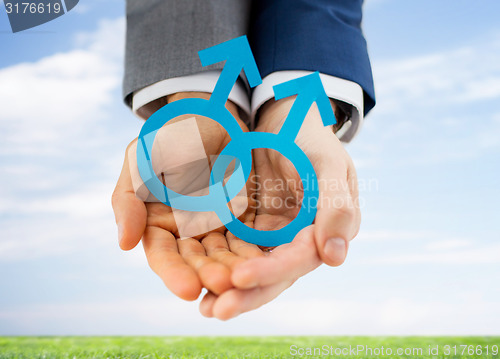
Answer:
[324,237,347,264]
[117,223,124,245]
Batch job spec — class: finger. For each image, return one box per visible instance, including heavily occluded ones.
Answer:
[315,196,355,267]
[111,140,147,251]
[226,222,266,259]
[202,232,248,271]
[212,279,294,321]
[177,234,233,295]
[314,160,359,267]
[231,226,321,289]
[199,291,217,318]
[346,160,362,238]
[201,222,264,271]
[142,226,202,301]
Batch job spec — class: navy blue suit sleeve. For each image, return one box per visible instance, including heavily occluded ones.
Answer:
[249,0,375,115]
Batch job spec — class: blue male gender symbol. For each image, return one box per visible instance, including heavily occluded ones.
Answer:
[136,36,336,247]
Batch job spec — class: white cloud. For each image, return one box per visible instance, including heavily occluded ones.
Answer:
[369,244,500,265]
[72,3,90,14]
[355,230,431,242]
[425,239,472,251]
[257,296,500,335]
[0,17,125,156]
[373,39,500,114]
[0,18,130,261]
[0,181,118,261]
[353,230,500,265]
[355,34,500,165]
[2,292,499,335]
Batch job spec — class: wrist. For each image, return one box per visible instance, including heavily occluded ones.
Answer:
[137,92,242,121]
[168,92,241,120]
[256,97,342,134]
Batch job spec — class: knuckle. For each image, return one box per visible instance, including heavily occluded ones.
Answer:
[335,201,356,220]
[126,138,138,152]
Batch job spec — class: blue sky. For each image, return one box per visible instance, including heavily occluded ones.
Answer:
[0,0,499,335]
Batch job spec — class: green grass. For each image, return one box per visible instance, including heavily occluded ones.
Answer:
[0,336,499,358]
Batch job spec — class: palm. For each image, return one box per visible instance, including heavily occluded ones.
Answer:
[198,147,321,319]
[142,112,266,298]
[113,93,265,302]
[198,98,361,319]
[143,113,236,239]
[251,147,302,234]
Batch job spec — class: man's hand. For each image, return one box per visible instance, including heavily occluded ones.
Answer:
[112,93,360,320]
[111,92,264,301]
[200,97,361,319]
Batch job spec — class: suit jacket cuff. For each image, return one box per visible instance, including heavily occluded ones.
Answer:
[132,70,251,120]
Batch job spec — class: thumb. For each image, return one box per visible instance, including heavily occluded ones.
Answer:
[313,165,360,266]
[111,140,147,251]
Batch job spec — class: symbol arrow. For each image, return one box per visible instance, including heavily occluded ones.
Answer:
[273,72,337,140]
[198,35,262,105]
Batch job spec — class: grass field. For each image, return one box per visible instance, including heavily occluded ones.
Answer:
[0,336,499,358]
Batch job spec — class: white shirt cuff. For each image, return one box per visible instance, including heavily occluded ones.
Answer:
[132,70,251,118]
[251,71,364,142]
[132,70,364,142]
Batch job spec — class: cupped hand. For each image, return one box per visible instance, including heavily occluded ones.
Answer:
[111,92,264,301]
[200,97,361,319]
